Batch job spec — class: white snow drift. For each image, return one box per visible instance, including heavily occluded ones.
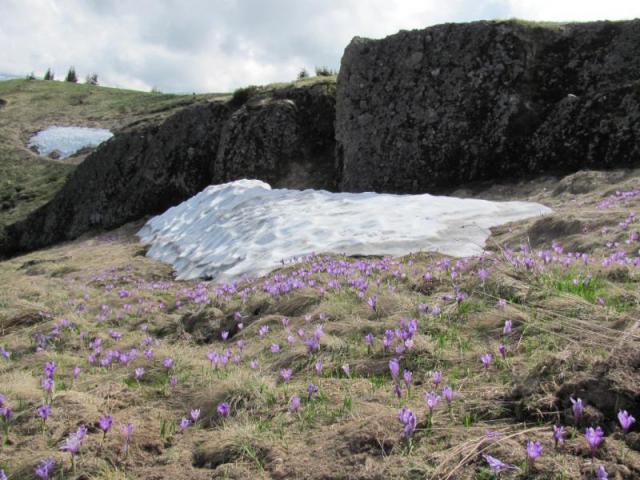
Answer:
[138,179,552,281]
[28,126,113,158]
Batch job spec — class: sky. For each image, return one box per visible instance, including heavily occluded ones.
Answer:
[1,0,639,93]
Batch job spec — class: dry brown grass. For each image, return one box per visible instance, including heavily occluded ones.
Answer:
[0,169,639,479]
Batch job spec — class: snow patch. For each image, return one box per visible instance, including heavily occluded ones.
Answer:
[138,179,552,281]
[28,126,113,159]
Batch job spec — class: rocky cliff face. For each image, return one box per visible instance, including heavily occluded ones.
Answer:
[3,80,337,254]
[5,20,640,255]
[336,20,640,193]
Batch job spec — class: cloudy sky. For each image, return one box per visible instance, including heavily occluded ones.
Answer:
[1,0,639,93]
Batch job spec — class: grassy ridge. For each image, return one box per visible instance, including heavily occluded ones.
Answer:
[0,79,223,231]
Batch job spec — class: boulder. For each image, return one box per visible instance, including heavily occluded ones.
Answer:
[335,20,640,193]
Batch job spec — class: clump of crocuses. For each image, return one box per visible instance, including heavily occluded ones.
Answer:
[398,406,417,439]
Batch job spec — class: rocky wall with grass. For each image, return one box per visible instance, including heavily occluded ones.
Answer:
[335,19,640,193]
[2,80,338,255]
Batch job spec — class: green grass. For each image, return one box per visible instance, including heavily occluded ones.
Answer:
[544,270,606,303]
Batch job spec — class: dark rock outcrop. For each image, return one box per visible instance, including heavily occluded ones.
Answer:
[336,20,640,193]
[3,80,337,254]
[213,81,337,190]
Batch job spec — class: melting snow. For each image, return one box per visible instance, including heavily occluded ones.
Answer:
[28,126,113,159]
[137,179,552,281]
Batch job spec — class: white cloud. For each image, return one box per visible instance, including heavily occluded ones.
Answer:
[0,0,638,92]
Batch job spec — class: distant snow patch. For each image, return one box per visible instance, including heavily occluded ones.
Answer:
[138,180,552,281]
[28,126,113,159]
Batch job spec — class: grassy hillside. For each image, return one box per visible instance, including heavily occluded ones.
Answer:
[0,79,222,231]
[0,168,638,479]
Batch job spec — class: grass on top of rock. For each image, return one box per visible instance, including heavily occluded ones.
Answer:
[0,169,639,479]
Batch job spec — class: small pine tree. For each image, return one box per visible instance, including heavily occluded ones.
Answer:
[26,72,36,80]
[315,66,336,77]
[297,68,309,80]
[65,67,78,83]
[85,73,98,85]
[44,68,54,81]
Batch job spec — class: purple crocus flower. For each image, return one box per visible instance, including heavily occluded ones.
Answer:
[398,406,417,438]
[99,415,113,435]
[315,361,323,376]
[403,369,413,386]
[120,422,134,455]
[304,336,320,353]
[483,454,514,473]
[585,426,605,453]
[258,325,269,337]
[553,425,566,447]
[0,406,12,420]
[191,409,200,423]
[72,366,81,380]
[424,391,440,415]
[162,357,174,369]
[526,440,542,462]
[250,359,259,370]
[364,333,374,346]
[221,331,229,341]
[37,404,52,422]
[477,268,489,283]
[217,402,230,418]
[60,425,88,456]
[179,417,191,432]
[503,320,512,335]
[280,368,293,383]
[571,397,584,422]
[0,470,6,480]
[34,457,56,480]
[618,410,636,433]
[432,370,443,387]
[41,378,54,395]
[597,465,608,479]
[367,296,377,311]
[44,361,56,379]
[270,343,281,353]
[389,358,400,380]
[289,395,301,413]
[307,383,318,400]
[134,367,144,380]
[170,376,178,387]
[442,386,457,404]
[480,353,492,369]
[394,383,402,399]
[499,344,507,359]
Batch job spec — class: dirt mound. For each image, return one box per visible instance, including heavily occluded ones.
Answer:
[512,348,640,437]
